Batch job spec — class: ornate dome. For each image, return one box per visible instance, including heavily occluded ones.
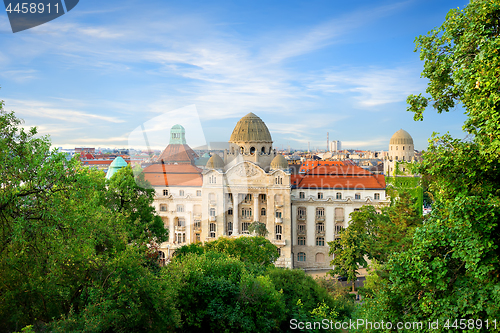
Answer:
[206,154,225,169]
[390,129,413,145]
[270,154,288,170]
[229,113,272,143]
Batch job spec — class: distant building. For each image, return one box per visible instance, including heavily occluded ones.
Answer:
[329,140,341,152]
[384,129,415,176]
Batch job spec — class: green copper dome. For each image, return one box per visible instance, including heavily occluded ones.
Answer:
[106,156,128,179]
[170,124,187,144]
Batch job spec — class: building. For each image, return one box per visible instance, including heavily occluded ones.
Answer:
[329,140,341,152]
[144,113,389,269]
[384,129,415,176]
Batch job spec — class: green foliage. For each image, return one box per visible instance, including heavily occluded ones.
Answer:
[106,165,168,244]
[385,175,423,214]
[248,221,269,237]
[265,268,346,333]
[356,1,500,330]
[328,228,367,291]
[0,108,174,331]
[164,251,285,333]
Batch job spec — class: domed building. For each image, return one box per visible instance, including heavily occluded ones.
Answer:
[149,113,389,271]
[384,129,415,176]
[225,112,276,169]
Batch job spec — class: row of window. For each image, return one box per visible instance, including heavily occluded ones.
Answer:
[297,236,325,246]
[391,145,411,151]
[162,189,202,197]
[296,252,326,263]
[297,223,344,234]
[298,192,381,200]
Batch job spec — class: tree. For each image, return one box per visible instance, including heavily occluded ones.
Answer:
[0,107,176,331]
[329,227,367,292]
[248,221,268,237]
[356,1,500,329]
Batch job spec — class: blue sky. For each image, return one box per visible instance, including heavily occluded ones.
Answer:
[0,0,470,151]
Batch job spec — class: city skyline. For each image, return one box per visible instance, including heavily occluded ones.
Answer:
[0,0,469,151]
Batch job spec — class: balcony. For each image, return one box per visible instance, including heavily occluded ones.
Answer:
[334,217,344,222]
[275,203,283,208]
[272,239,286,246]
[275,217,283,224]
[209,200,217,206]
[209,216,216,222]
[175,226,185,232]
[315,216,325,221]
[297,215,306,221]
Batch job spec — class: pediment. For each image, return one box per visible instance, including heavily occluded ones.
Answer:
[226,161,265,180]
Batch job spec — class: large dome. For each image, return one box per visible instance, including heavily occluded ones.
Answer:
[229,113,272,143]
[390,129,413,145]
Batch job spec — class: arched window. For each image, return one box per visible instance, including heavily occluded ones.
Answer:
[297,252,306,261]
[177,218,185,227]
[355,193,361,200]
[240,146,244,154]
[316,237,325,246]
[250,147,256,155]
[275,225,282,240]
[227,221,233,235]
[298,236,306,245]
[261,207,266,216]
[336,192,342,199]
[315,253,325,263]
[261,147,266,154]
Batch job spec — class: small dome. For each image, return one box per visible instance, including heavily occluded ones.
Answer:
[202,152,211,158]
[390,129,413,145]
[229,113,272,143]
[270,154,288,170]
[206,154,224,169]
[106,156,128,179]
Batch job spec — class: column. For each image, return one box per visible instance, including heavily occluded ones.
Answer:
[233,193,239,235]
[253,193,259,223]
[186,203,193,244]
[169,216,175,244]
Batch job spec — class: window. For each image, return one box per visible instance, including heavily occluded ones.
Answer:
[209,208,216,217]
[316,207,325,218]
[275,225,282,240]
[316,237,325,246]
[395,156,398,160]
[176,233,186,243]
[261,146,266,154]
[354,208,360,212]
[317,192,323,199]
[176,205,184,212]
[163,189,169,196]
[355,193,361,200]
[242,222,250,233]
[298,236,306,245]
[275,177,282,185]
[336,192,342,199]
[298,224,306,233]
[277,247,281,256]
[179,190,184,196]
[403,146,405,150]
[160,204,167,212]
[374,193,380,200]
[227,208,233,216]
[315,253,325,263]
[241,194,252,203]
[227,221,233,235]
[275,211,282,218]
[177,218,185,227]
[196,190,202,196]
[316,222,325,233]
[209,223,216,238]
[335,224,344,234]
[209,175,216,184]
[403,156,405,161]
[241,208,252,218]
[194,220,201,229]
[227,193,233,202]
[297,252,306,262]
[250,146,255,155]
[195,233,201,243]
[261,207,266,216]
[396,146,398,150]
[297,207,306,219]
[299,192,305,199]
[259,194,266,203]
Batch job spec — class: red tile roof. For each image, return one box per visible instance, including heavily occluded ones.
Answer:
[142,163,203,186]
[157,144,198,164]
[292,162,385,189]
